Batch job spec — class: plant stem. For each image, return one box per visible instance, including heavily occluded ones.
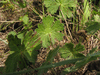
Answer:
[42,0,45,17]
[0,38,8,44]
[0,21,21,22]
[32,7,43,19]
[60,10,73,41]
[64,26,71,42]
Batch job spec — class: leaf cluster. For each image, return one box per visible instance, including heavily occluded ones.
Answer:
[5,30,41,73]
[59,43,85,59]
[44,0,77,18]
[36,16,64,47]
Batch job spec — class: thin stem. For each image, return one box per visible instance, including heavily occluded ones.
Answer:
[0,21,21,23]
[27,1,43,19]
[60,10,73,41]
[42,0,45,17]
[0,38,8,44]
[32,7,43,19]
[64,26,71,42]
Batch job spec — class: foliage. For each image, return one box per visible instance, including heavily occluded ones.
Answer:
[0,0,100,75]
[36,16,64,47]
[12,0,27,8]
[37,46,59,75]
[63,48,98,74]
[5,30,41,73]
[44,0,77,18]
[81,0,91,25]
[85,21,100,35]
[59,43,85,59]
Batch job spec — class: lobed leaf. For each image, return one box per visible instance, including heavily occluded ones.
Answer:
[36,16,64,47]
[5,52,20,73]
[8,35,22,52]
[6,31,41,73]
[44,0,59,14]
[44,0,77,18]
[63,48,99,74]
[59,43,85,59]
[59,43,74,59]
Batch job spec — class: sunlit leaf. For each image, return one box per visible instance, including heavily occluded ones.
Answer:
[94,15,100,22]
[81,0,91,24]
[36,16,64,47]
[22,15,29,24]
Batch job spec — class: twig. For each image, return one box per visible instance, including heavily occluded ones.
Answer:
[64,26,71,42]
[0,38,8,44]
[0,21,21,23]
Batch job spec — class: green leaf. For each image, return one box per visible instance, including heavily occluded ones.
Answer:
[38,46,59,75]
[23,31,41,64]
[63,48,99,73]
[71,55,98,71]
[19,2,26,8]
[36,57,84,70]
[8,35,22,52]
[6,31,41,73]
[75,53,85,57]
[8,31,17,36]
[59,43,85,59]
[17,32,25,43]
[5,52,20,73]
[44,0,59,14]
[17,56,28,70]
[22,15,29,24]
[74,43,85,52]
[23,30,33,46]
[37,62,50,75]
[52,20,64,31]
[94,15,100,22]
[17,32,24,40]
[81,1,91,24]
[0,69,33,75]
[6,35,28,72]
[89,47,97,54]
[0,67,4,74]
[59,43,74,59]
[85,21,100,35]
[36,16,64,47]
[89,51,100,57]
[51,32,64,44]
[23,51,34,63]
[46,46,59,62]
[44,0,77,18]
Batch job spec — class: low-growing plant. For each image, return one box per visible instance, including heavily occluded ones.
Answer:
[1,0,100,75]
